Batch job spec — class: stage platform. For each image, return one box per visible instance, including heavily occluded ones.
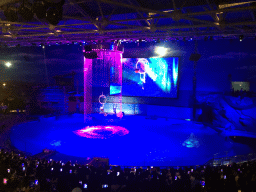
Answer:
[9,113,255,166]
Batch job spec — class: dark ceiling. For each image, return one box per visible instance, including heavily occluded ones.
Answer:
[0,0,255,46]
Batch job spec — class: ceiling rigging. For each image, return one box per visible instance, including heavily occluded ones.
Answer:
[0,0,255,46]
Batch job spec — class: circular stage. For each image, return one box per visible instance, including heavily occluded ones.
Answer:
[10,114,253,166]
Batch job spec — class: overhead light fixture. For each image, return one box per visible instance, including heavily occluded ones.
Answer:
[239,35,244,42]
[5,62,12,68]
[33,0,64,25]
[45,0,65,25]
[33,1,47,19]
[155,46,168,57]
[39,43,45,49]
[46,6,63,25]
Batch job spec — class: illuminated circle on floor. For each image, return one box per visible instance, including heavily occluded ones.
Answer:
[73,125,129,139]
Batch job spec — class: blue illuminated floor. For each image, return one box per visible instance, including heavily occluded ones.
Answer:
[10,114,253,166]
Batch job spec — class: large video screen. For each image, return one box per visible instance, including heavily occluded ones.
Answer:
[121,57,179,98]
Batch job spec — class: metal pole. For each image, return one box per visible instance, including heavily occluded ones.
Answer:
[43,47,49,87]
[192,41,198,121]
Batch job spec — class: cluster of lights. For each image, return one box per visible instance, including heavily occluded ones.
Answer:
[239,35,244,42]
[1,34,251,48]
[0,37,197,48]
[38,41,87,48]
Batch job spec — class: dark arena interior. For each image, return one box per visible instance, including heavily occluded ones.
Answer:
[1,0,256,191]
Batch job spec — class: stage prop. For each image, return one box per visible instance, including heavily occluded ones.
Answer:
[83,50,93,120]
[109,49,123,117]
[83,46,123,120]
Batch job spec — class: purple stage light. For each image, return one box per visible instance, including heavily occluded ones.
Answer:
[73,125,129,139]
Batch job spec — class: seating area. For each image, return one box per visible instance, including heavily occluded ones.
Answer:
[1,148,256,192]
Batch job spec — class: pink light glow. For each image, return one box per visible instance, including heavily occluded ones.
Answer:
[73,125,129,139]
[109,51,123,118]
[83,50,93,122]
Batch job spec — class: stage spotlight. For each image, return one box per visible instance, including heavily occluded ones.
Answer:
[155,46,168,56]
[33,1,47,19]
[4,9,18,22]
[39,43,45,49]
[18,6,34,21]
[5,62,12,68]
[239,35,244,42]
[46,7,63,25]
